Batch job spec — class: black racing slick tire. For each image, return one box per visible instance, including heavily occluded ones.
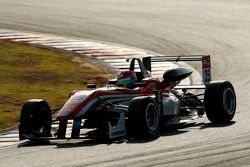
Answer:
[204,81,236,123]
[128,97,159,138]
[19,99,52,140]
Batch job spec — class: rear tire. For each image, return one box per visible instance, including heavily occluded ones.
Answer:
[204,81,236,123]
[128,97,159,138]
[19,99,52,140]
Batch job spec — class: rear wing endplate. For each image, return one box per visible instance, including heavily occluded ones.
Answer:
[142,55,211,86]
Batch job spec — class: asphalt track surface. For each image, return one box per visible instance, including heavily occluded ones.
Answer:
[0,0,250,166]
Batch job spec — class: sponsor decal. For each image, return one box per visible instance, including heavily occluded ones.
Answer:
[155,91,163,114]
[111,130,125,137]
[202,56,211,85]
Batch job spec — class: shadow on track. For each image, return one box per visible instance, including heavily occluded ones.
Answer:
[17,140,52,148]
[17,121,236,148]
[199,121,236,130]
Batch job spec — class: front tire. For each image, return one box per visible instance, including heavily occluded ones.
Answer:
[128,97,159,138]
[204,81,236,123]
[19,99,52,140]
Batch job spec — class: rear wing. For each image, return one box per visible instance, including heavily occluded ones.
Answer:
[142,55,211,86]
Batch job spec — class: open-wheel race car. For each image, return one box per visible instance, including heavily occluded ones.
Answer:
[19,55,236,141]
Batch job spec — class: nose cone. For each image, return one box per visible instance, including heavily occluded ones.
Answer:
[56,90,92,121]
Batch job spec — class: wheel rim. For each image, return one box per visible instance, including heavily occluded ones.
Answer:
[145,103,159,131]
[223,88,236,115]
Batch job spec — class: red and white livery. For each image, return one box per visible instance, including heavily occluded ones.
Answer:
[19,55,236,141]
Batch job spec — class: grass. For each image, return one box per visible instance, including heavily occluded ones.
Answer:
[0,40,108,130]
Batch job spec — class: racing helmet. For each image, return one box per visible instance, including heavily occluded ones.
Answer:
[117,70,137,88]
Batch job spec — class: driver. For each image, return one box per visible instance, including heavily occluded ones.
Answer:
[117,70,137,88]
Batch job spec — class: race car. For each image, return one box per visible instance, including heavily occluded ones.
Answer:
[19,55,236,141]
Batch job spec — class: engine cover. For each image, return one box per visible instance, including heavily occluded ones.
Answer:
[163,67,193,83]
